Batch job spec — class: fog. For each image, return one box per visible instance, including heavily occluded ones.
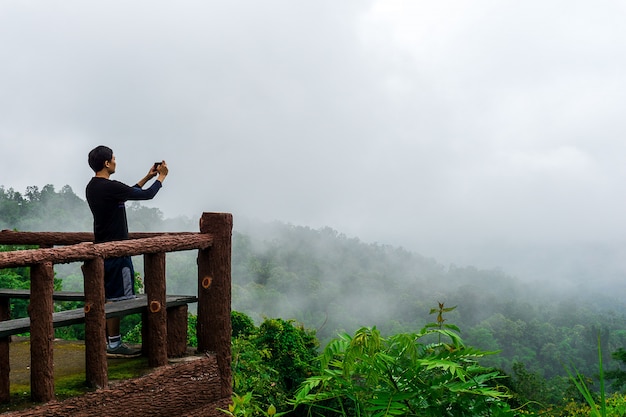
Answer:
[2,1,626,284]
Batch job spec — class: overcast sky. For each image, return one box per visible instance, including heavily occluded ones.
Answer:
[2,1,626,275]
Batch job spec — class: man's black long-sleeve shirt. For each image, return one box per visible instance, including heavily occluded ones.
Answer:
[86,177,162,243]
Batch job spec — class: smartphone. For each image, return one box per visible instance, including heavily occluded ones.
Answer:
[153,162,162,170]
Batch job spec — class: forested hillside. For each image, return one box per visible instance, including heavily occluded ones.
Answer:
[229,220,626,385]
[3,184,626,389]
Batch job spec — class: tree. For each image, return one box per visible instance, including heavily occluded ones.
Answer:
[605,348,626,391]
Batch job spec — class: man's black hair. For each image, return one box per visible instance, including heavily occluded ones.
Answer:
[88,145,113,172]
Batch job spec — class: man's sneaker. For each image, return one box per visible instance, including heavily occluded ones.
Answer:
[106,343,142,358]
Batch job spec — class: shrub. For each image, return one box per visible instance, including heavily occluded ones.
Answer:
[289,304,519,417]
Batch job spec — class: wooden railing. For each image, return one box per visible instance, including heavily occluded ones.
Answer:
[0,212,232,404]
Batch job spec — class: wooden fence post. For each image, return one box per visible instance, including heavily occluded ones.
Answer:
[0,296,9,403]
[144,252,167,367]
[29,262,55,403]
[197,212,233,398]
[82,258,107,388]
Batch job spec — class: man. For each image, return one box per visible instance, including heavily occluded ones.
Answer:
[86,145,168,357]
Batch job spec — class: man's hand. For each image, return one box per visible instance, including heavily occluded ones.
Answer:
[155,160,169,182]
[138,161,168,188]
[148,163,159,178]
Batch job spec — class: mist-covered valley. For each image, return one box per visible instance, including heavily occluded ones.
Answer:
[2,184,626,384]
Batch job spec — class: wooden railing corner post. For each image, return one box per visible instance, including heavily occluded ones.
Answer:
[197,212,233,398]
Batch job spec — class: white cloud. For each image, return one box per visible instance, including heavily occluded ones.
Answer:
[2,0,626,277]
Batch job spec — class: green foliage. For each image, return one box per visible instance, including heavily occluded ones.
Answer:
[255,318,319,391]
[219,392,283,417]
[290,309,518,417]
[0,266,30,319]
[230,313,318,416]
[426,302,461,344]
[606,348,626,392]
[0,243,65,321]
[187,313,198,347]
[232,334,284,407]
[561,393,626,417]
[233,310,256,338]
[508,362,547,410]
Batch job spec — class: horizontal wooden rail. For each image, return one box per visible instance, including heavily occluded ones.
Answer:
[0,234,212,269]
[0,295,198,338]
[0,230,196,246]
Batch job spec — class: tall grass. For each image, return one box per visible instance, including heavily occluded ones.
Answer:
[565,335,609,417]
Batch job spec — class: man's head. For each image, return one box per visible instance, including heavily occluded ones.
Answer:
[88,145,116,174]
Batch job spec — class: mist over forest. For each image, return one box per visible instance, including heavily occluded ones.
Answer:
[3,184,626,383]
